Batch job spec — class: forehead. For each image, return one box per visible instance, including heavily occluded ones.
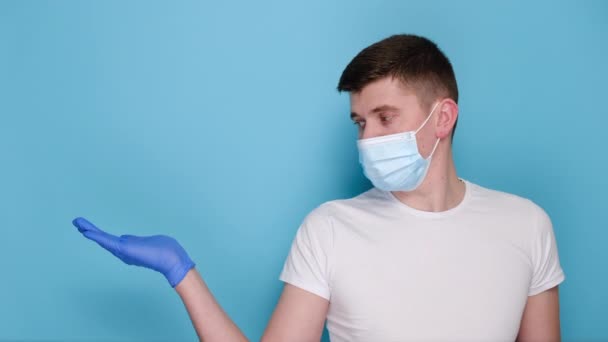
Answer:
[350,76,421,116]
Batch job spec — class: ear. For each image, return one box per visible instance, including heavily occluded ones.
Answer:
[435,99,458,139]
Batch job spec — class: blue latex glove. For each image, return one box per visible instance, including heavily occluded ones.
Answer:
[72,217,196,288]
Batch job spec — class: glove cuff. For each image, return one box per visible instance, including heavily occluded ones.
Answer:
[166,258,196,288]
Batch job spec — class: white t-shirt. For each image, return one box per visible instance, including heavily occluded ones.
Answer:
[279,179,565,342]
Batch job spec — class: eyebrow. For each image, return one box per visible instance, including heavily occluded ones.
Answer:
[350,104,400,119]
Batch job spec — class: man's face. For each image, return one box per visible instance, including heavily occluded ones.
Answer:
[350,76,439,157]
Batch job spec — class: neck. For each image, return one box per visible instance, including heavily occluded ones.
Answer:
[391,144,465,212]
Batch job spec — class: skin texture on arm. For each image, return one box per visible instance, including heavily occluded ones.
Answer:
[516,286,561,342]
[261,283,330,342]
[174,268,249,342]
[175,269,329,342]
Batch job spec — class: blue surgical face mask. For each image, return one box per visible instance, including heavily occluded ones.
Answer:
[357,101,441,192]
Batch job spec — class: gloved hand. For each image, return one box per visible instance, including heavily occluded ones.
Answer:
[72,217,196,288]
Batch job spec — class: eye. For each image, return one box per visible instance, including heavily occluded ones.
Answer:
[353,120,365,128]
[380,114,393,124]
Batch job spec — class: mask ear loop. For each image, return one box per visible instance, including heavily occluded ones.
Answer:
[428,137,441,159]
[415,101,442,159]
[415,101,441,134]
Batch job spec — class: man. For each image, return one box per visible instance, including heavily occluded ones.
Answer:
[73,34,565,342]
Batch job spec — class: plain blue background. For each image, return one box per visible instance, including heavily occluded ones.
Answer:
[1,0,606,341]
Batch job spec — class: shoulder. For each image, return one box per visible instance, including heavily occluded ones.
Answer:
[323,187,389,212]
[298,187,385,230]
[465,181,556,254]
[466,180,547,218]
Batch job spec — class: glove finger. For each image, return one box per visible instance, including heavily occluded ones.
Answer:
[120,234,141,241]
[72,217,105,234]
[82,230,122,258]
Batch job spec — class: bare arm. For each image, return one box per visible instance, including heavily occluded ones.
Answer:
[175,268,249,342]
[175,268,329,342]
[72,218,327,341]
[516,285,561,342]
[261,283,329,342]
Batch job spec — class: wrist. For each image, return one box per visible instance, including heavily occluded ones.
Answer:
[174,266,204,296]
[167,258,196,288]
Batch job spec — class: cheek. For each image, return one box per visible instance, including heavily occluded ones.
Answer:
[415,134,437,156]
[363,120,393,137]
[388,118,409,134]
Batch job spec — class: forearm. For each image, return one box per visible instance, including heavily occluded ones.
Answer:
[175,267,249,342]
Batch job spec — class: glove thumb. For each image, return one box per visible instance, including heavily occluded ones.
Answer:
[82,230,123,260]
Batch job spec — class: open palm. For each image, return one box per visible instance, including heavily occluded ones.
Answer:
[72,217,195,287]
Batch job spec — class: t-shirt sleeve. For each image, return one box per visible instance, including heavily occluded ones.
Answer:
[279,205,333,301]
[528,203,566,296]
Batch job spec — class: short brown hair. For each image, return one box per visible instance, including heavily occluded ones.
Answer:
[337,34,459,139]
